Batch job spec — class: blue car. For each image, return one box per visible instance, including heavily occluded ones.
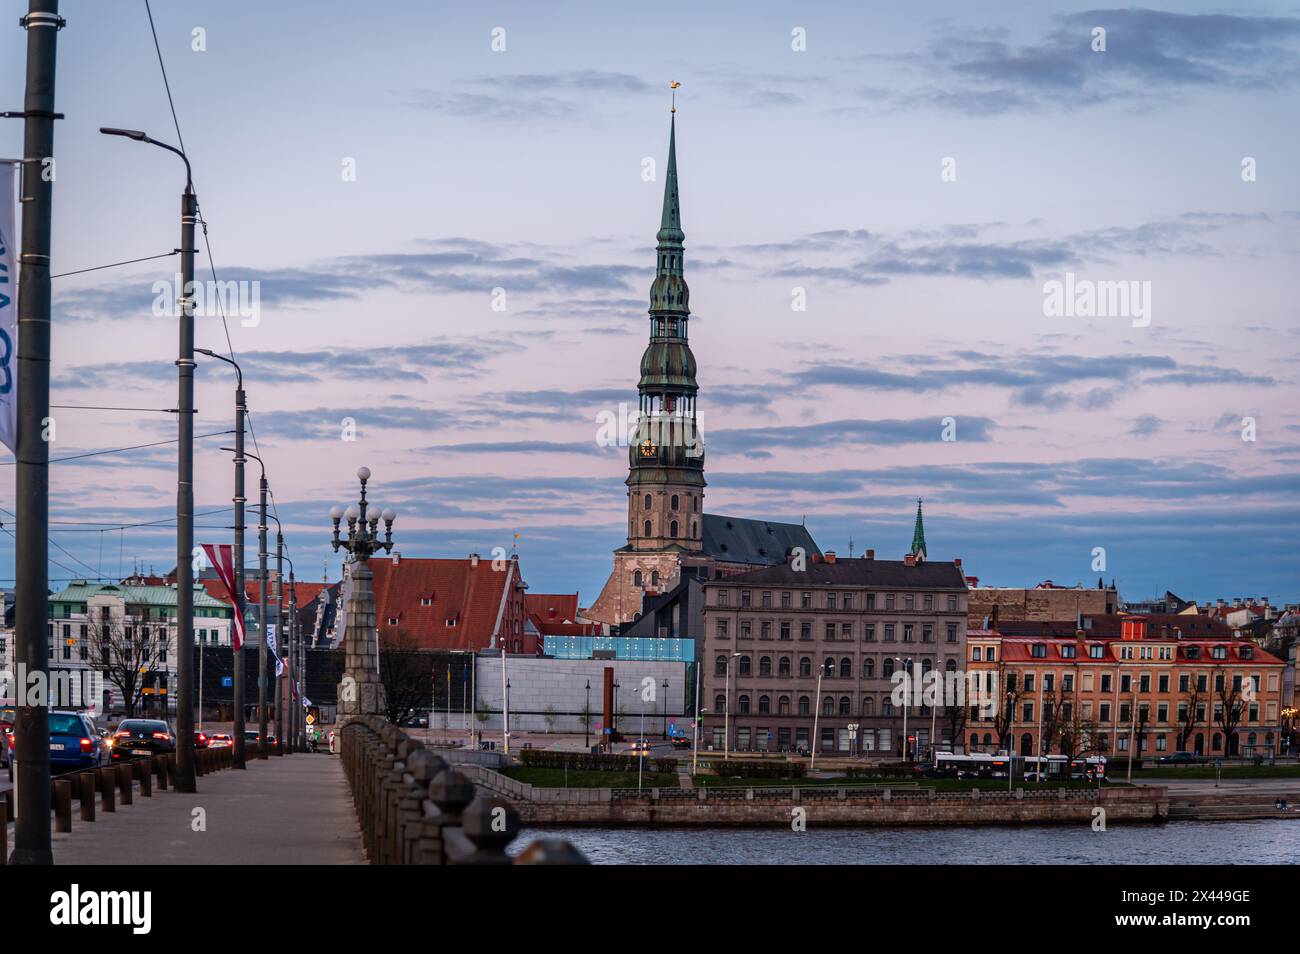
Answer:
[48,710,105,772]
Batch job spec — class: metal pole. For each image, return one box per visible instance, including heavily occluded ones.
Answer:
[691,662,700,776]
[257,474,268,755]
[274,531,284,754]
[810,669,823,772]
[172,177,198,793]
[209,362,247,768]
[500,648,509,754]
[723,658,732,762]
[10,0,62,865]
[286,566,296,752]
[585,680,590,748]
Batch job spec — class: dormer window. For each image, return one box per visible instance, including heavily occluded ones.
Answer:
[420,597,433,606]
[387,617,399,626]
[446,618,457,628]
[1240,645,1253,659]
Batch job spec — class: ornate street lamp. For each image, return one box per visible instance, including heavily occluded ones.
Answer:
[330,466,396,722]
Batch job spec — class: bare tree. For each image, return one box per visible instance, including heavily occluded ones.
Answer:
[88,614,168,718]
[1178,677,1205,751]
[1213,667,1245,756]
[378,628,433,725]
[991,662,1021,752]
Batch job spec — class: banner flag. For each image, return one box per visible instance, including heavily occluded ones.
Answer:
[266,623,284,677]
[200,543,246,650]
[0,163,17,454]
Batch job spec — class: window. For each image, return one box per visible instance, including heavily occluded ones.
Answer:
[839,696,851,716]
[822,697,834,716]
[717,588,729,607]
[740,621,752,640]
[947,595,958,611]
[758,695,771,714]
[883,658,895,678]
[800,622,812,641]
[823,657,835,677]
[760,621,772,640]
[863,658,875,679]
[798,696,811,715]
[904,594,915,611]
[759,656,772,677]
[866,594,877,609]
[1060,645,1076,658]
[922,624,933,643]
[761,591,772,609]
[643,520,652,537]
[884,624,895,642]
[972,647,982,661]
[987,648,995,662]
[741,591,752,608]
[778,696,790,715]
[1031,644,1047,658]
[781,591,792,609]
[715,619,729,639]
[826,593,837,610]
[840,658,852,679]
[1089,644,1105,658]
[841,623,852,640]
[864,624,876,642]
[824,623,836,641]
[778,657,791,677]
[644,493,652,510]
[738,656,751,677]
[885,594,895,610]
[946,624,957,643]
[800,592,811,608]
[799,657,811,677]
[670,520,679,538]
[670,494,679,510]
[738,695,750,714]
[780,621,791,641]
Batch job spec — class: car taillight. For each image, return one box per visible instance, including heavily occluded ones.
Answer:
[152,732,171,741]
[79,737,94,753]
[114,730,132,738]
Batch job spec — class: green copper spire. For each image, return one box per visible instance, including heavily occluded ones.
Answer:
[658,112,683,243]
[910,498,927,561]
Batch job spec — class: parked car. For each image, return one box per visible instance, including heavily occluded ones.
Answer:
[243,729,277,746]
[194,731,210,749]
[0,705,14,768]
[208,733,233,749]
[1158,751,1204,765]
[49,709,107,772]
[111,718,176,761]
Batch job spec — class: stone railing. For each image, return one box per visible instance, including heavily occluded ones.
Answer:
[339,716,588,865]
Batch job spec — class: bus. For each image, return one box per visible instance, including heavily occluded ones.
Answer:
[934,752,1014,778]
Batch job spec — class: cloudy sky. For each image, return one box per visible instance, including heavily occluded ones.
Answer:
[0,0,1297,607]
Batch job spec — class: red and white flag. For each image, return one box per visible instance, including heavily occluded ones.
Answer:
[201,543,246,650]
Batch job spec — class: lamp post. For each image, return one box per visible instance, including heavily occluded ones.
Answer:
[895,656,913,761]
[280,553,296,753]
[723,652,740,761]
[612,681,620,742]
[242,450,269,756]
[329,467,395,723]
[267,513,286,755]
[100,124,198,792]
[584,680,591,748]
[661,678,669,740]
[206,351,247,769]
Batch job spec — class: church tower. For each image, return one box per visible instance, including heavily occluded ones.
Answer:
[626,111,706,554]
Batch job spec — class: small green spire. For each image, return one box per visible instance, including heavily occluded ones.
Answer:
[910,498,927,561]
[658,112,683,244]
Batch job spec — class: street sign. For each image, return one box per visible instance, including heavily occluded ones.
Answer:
[306,714,315,725]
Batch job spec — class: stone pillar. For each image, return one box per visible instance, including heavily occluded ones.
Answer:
[338,557,386,720]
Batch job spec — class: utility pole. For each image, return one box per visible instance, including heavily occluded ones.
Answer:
[208,354,246,768]
[8,0,64,864]
[274,528,284,755]
[256,465,268,756]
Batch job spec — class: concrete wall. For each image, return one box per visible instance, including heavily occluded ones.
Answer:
[472,656,690,734]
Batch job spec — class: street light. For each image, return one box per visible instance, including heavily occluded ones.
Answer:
[240,449,270,756]
[203,351,247,769]
[724,652,740,761]
[101,125,198,793]
[266,511,286,755]
[895,656,913,762]
[661,678,669,740]
[329,467,395,723]
[584,680,591,748]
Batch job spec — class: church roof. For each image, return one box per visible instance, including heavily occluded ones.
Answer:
[700,513,821,567]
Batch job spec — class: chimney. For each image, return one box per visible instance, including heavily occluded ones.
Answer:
[865,549,874,560]
[469,553,480,568]
[391,550,400,565]
[824,551,837,564]
[990,604,999,627]
[954,557,962,569]
[904,553,916,567]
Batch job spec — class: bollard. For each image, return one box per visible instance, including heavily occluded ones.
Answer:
[98,766,116,813]
[0,801,6,865]
[137,759,152,797]
[154,755,168,791]
[165,754,177,786]
[79,771,96,822]
[52,779,73,833]
[196,749,206,777]
[117,763,133,806]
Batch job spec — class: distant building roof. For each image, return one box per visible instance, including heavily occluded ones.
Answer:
[707,555,967,589]
[700,513,821,567]
[49,581,229,611]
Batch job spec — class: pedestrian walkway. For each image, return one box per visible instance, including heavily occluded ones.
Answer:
[50,754,365,865]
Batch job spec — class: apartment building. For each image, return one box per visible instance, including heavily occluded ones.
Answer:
[699,551,969,757]
[967,616,1286,759]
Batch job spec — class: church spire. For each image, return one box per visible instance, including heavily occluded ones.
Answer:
[910,498,927,561]
[658,112,683,244]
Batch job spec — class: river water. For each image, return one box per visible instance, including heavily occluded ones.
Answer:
[517,820,1300,865]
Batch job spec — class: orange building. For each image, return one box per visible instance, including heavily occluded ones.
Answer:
[967,616,1285,760]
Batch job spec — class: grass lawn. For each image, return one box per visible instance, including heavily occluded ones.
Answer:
[693,775,1117,792]
[501,766,680,789]
[1130,764,1300,780]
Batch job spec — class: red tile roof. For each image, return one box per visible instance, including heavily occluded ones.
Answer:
[371,555,532,653]
[524,592,601,637]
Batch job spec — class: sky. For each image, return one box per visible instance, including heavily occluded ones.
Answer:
[0,0,1297,609]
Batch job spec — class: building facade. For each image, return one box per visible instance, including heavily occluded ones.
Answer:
[698,550,969,757]
[967,616,1286,759]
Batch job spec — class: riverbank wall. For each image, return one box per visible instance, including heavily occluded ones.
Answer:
[464,766,1169,827]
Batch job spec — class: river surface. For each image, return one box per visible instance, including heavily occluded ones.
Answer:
[516,820,1300,864]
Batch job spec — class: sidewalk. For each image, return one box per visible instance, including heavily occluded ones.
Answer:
[50,754,365,865]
